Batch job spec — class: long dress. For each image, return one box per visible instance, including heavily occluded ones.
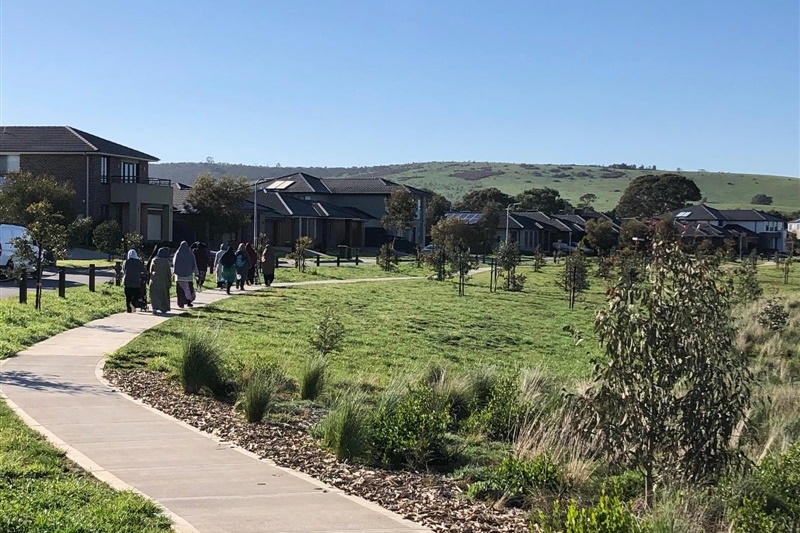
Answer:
[149,257,172,312]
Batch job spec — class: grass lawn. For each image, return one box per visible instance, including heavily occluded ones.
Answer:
[110,264,606,385]
[0,401,171,532]
[57,259,118,269]
[273,262,428,283]
[0,285,126,359]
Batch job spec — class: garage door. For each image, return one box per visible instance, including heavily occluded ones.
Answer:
[147,212,162,241]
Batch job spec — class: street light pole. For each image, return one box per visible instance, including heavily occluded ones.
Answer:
[505,202,520,244]
[253,178,269,243]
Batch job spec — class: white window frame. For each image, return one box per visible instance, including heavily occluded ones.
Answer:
[100,156,109,184]
[0,154,21,175]
[121,161,138,184]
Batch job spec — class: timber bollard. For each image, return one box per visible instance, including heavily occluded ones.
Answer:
[355,252,360,265]
[114,262,122,286]
[316,255,320,267]
[18,274,27,304]
[89,264,96,292]
[58,267,66,298]
[336,256,340,267]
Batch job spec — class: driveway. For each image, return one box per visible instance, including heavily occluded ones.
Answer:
[0,268,116,300]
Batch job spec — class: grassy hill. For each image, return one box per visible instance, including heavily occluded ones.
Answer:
[152,161,800,213]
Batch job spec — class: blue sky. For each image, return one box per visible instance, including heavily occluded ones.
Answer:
[1,1,798,176]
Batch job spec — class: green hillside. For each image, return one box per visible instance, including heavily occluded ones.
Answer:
[152,161,800,213]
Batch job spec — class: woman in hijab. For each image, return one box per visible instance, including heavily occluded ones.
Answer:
[245,242,258,285]
[122,249,144,313]
[216,244,237,294]
[192,242,209,289]
[234,243,251,291]
[260,244,276,287]
[149,247,172,314]
[173,241,199,308]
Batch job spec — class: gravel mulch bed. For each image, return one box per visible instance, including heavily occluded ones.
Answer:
[105,369,530,532]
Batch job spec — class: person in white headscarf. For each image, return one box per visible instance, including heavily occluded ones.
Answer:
[122,249,144,313]
[172,241,199,308]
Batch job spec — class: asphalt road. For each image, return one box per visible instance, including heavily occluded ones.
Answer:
[0,268,116,301]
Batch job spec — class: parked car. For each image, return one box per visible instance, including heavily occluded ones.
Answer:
[0,223,37,279]
[420,244,444,255]
[553,242,593,255]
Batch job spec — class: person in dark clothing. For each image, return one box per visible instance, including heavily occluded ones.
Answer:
[216,245,237,294]
[191,242,209,288]
[122,249,144,313]
[245,242,258,285]
[145,244,159,275]
[260,244,276,286]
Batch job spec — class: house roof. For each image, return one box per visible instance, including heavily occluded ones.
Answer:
[790,218,800,224]
[671,204,785,223]
[0,126,159,161]
[255,191,371,220]
[259,174,430,197]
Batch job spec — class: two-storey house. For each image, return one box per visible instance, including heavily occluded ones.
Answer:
[0,126,172,240]
[670,205,786,253]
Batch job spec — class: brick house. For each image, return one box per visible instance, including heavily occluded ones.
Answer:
[0,126,172,240]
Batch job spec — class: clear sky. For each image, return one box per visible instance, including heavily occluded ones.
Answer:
[1,1,798,176]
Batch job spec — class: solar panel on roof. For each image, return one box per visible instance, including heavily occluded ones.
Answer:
[266,180,295,190]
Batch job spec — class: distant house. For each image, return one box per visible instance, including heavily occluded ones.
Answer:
[670,205,786,253]
[258,173,431,247]
[172,182,371,250]
[788,217,800,240]
[0,126,172,240]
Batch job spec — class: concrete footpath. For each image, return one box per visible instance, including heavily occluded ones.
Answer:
[0,278,428,533]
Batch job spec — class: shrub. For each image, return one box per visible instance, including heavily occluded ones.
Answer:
[757,299,789,331]
[471,374,531,441]
[467,455,564,506]
[537,491,648,533]
[376,242,397,271]
[371,384,450,468]
[178,330,225,396]
[300,355,326,401]
[310,307,345,356]
[317,392,373,461]
[238,365,284,423]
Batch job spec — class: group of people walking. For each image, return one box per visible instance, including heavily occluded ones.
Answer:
[121,240,278,313]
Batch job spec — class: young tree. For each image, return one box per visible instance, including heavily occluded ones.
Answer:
[532,247,546,272]
[615,173,701,218]
[581,219,618,255]
[735,252,762,303]
[496,241,525,291]
[185,173,250,241]
[382,188,417,243]
[582,240,753,507]
[557,250,590,309]
[11,201,87,310]
[93,220,123,260]
[376,243,397,271]
[515,187,572,214]
[288,236,313,272]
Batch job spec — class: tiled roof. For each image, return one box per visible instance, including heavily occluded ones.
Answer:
[259,174,431,196]
[0,126,158,161]
[671,205,785,223]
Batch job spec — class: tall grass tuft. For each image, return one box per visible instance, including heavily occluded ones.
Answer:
[317,392,372,461]
[300,355,327,401]
[178,330,225,396]
[238,365,284,423]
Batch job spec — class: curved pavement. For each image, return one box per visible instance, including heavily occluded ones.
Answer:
[0,278,428,533]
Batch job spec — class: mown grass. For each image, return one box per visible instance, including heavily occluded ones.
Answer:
[0,401,171,532]
[0,285,126,359]
[56,259,118,269]
[110,264,605,384]
[273,262,428,282]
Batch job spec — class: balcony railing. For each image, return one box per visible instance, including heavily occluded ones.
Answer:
[105,176,172,187]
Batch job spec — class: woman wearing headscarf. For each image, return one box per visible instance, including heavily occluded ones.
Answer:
[149,247,172,314]
[260,244,276,287]
[122,249,144,313]
[192,242,209,289]
[234,243,250,291]
[173,241,199,308]
[215,244,237,294]
[245,242,258,285]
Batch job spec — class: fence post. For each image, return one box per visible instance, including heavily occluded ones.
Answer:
[58,267,66,298]
[316,255,320,267]
[18,274,27,304]
[114,262,122,286]
[89,264,96,292]
[336,256,340,267]
[355,252,360,265]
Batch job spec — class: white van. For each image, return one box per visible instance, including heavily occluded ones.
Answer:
[0,223,36,279]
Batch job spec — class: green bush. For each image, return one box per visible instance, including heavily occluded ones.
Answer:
[467,455,564,506]
[177,331,225,396]
[605,470,645,502]
[470,374,531,441]
[317,393,372,461]
[237,366,284,423]
[728,440,800,532]
[537,491,648,533]
[300,355,327,401]
[371,384,450,468]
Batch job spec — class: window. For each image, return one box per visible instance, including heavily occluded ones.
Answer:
[0,155,20,175]
[100,157,108,184]
[121,161,138,183]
